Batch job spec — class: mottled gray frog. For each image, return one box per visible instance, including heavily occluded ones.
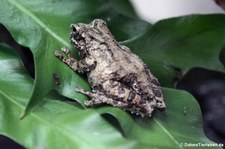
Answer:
[55,19,166,117]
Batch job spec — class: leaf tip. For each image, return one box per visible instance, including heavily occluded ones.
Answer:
[19,111,27,120]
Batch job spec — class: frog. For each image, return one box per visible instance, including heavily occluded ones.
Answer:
[55,19,166,117]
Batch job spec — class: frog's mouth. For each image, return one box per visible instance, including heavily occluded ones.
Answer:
[70,24,86,51]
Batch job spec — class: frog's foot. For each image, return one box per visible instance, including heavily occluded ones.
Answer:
[61,47,72,58]
[155,97,166,111]
[75,88,128,107]
[55,47,78,71]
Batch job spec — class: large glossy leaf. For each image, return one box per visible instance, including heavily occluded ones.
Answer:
[98,88,219,149]
[124,14,225,87]
[0,43,136,149]
[0,0,223,148]
[0,0,149,115]
[0,43,219,149]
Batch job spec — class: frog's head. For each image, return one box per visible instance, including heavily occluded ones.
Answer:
[70,19,113,51]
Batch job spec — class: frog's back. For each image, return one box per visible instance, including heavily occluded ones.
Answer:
[88,45,153,89]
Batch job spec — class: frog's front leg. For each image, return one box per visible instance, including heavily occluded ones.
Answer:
[55,47,78,71]
[55,47,88,73]
[75,88,128,107]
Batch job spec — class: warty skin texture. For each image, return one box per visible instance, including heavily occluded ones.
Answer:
[55,19,166,117]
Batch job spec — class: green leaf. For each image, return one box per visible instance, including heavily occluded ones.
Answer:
[220,47,225,67]
[124,14,225,87]
[0,43,136,149]
[0,0,223,148]
[0,0,150,114]
[98,88,218,149]
[108,0,138,18]
[0,43,219,149]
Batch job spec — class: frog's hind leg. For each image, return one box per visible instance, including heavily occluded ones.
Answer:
[102,80,155,116]
[54,47,78,71]
[75,88,127,107]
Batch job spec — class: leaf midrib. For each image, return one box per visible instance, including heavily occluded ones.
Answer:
[3,1,213,148]
[153,118,183,149]
[3,2,119,148]
[8,0,70,47]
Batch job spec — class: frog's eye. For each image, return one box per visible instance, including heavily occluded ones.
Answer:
[72,25,77,32]
[92,20,99,27]
[100,20,107,26]
[71,24,81,33]
[91,19,107,28]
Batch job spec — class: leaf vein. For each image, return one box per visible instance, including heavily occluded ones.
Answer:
[8,0,70,47]
[153,118,183,149]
